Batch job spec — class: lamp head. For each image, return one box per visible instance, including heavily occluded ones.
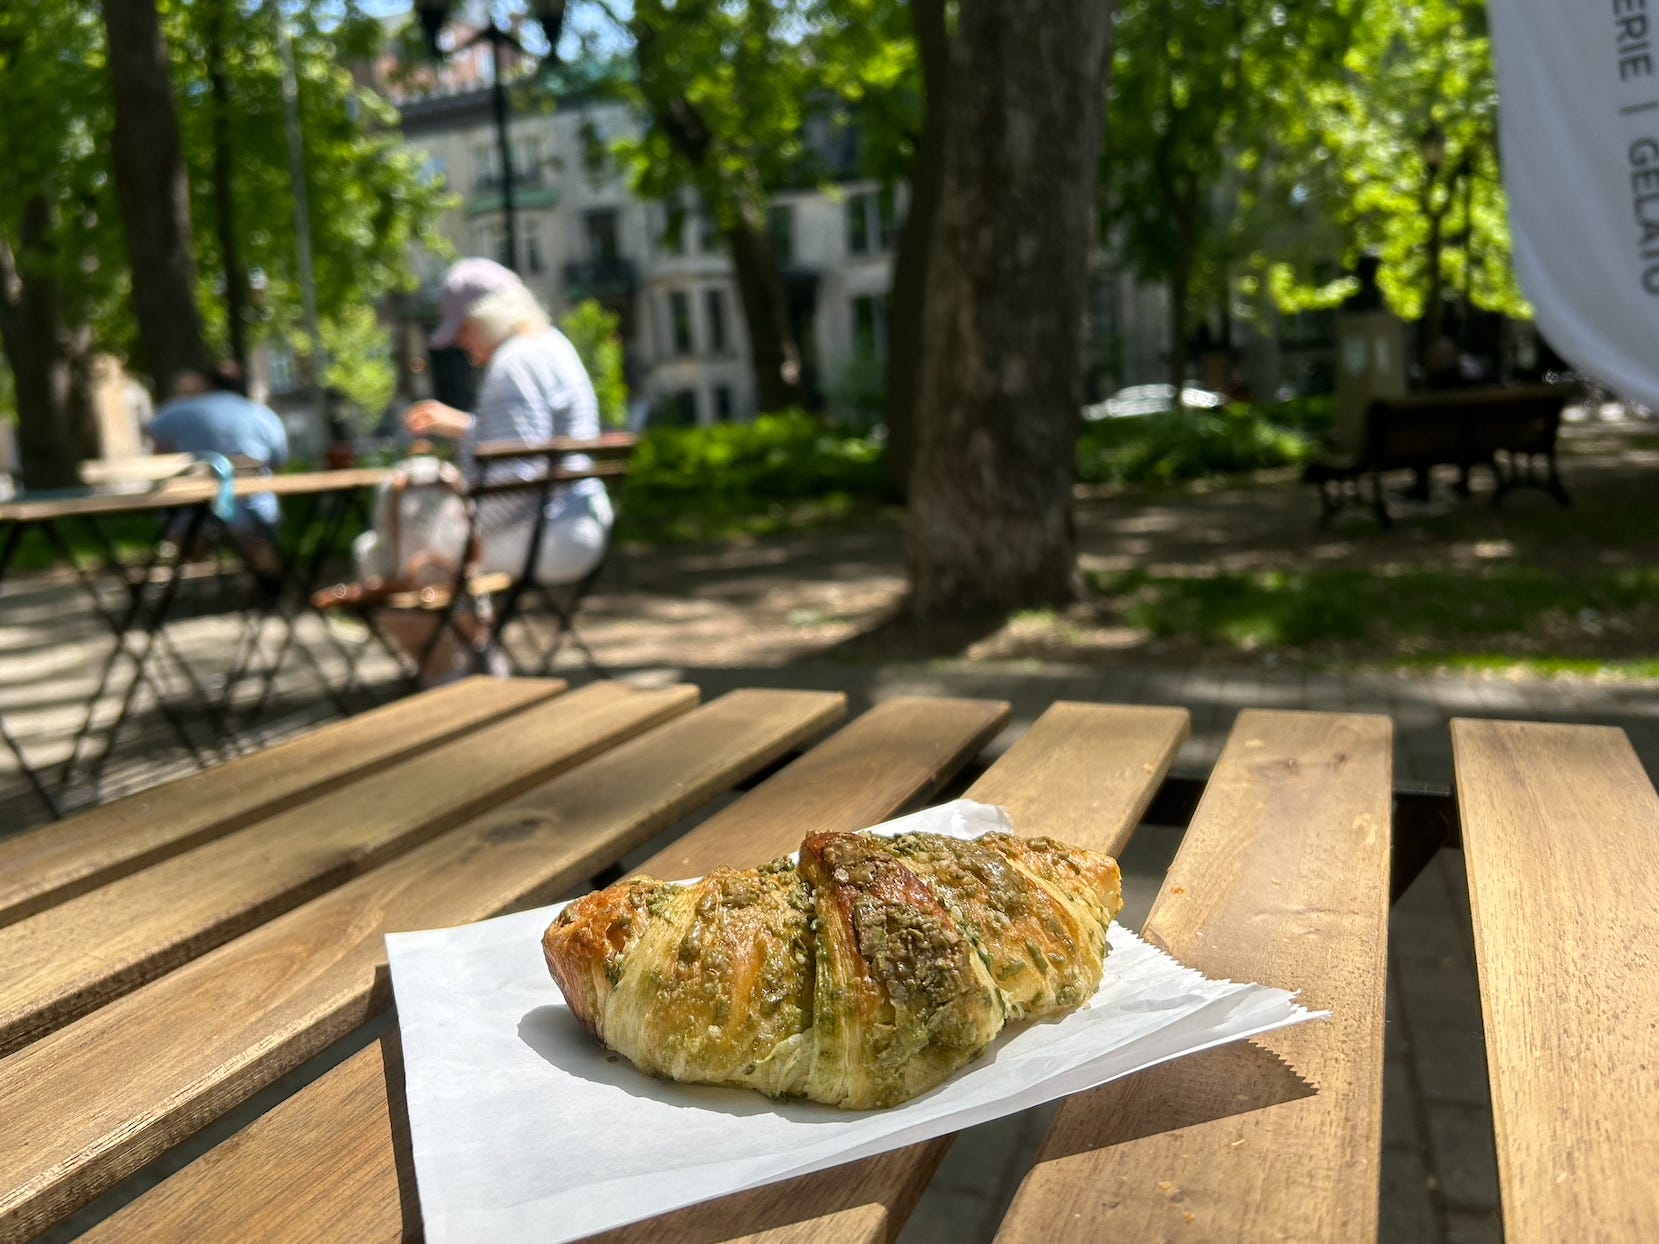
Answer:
[532,0,567,64]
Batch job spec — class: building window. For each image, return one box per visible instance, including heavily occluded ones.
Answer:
[846,188,897,255]
[713,384,734,422]
[655,389,698,427]
[695,198,719,252]
[852,294,888,361]
[669,290,694,356]
[523,219,544,275]
[768,203,794,266]
[657,202,686,256]
[585,209,621,265]
[471,220,507,267]
[704,288,728,355]
[515,136,542,185]
[474,143,499,191]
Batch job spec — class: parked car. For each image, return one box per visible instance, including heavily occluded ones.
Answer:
[1083,384,1229,421]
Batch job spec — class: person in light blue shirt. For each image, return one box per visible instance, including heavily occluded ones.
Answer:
[147,365,289,531]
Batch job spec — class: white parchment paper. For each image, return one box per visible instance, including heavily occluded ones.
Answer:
[386,800,1326,1243]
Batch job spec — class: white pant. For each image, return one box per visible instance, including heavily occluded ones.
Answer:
[352,488,613,588]
[479,489,613,584]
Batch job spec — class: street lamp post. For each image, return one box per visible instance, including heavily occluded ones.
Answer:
[415,2,566,274]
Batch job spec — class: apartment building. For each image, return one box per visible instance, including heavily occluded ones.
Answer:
[390,82,902,427]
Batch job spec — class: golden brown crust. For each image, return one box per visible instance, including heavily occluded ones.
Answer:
[541,829,1123,1109]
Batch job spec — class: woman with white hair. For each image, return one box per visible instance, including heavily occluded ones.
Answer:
[400,256,612,581]
[349,257,613,680]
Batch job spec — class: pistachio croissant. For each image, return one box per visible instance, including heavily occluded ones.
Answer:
[542,830,1122,1109]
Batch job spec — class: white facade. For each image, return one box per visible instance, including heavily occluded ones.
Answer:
[396,89,901,426]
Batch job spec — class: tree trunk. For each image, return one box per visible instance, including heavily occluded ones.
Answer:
[208,0,247,374]
[0,205,98,490]
[906,0,1113,620]
[100,0,208,395]
[880,0,949,503]
[724,202,803,412]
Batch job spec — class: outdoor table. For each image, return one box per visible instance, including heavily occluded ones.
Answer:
[0,468,389,819]
[0,679,1652,1242]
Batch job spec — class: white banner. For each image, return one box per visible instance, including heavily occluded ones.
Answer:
[1489,0,1659,406]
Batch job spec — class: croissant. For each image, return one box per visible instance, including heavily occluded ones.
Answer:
[542,830,1122,1109]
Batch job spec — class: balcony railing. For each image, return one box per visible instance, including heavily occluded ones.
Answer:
[472,170,546,193]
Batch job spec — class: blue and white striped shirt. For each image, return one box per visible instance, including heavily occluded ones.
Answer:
[458,328,602,536]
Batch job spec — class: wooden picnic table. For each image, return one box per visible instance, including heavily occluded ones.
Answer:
[0,679,1653,1242]
[0,467,390,525]
[0,469,394,819]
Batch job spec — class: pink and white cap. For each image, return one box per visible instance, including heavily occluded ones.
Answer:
[429,257,521,348]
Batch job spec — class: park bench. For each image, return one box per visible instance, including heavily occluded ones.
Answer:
[1,676,1653,1241]
[1303,384,1573,527]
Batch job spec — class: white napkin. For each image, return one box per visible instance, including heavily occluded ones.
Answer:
[386,800,1326,1243]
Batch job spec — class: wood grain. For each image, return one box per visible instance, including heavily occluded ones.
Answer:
[0,681,693,1056]
[76,693,1010,1244]
[1451,718,1659,1243]
[3,688,846,1242]
[0,678,563,927]
[638,695,1013,877]
[473,432,639,462]
[589,701,1192,1244]
[997,709,1393,1244]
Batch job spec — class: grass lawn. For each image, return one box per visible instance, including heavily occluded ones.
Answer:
[1085,563,1659,678]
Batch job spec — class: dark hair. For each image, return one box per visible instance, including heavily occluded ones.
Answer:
[207,362,248,396]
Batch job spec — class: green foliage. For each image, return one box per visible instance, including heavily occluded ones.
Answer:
[0,0,449,412]
[0,2,128,347]
[166,2,454,361]
[1104,0,1343,346]
[561,0,806,240]
[320,305,395,431]
[551,0,914,234]
[558,300,629,430]
[1075,405,1316,486]
[1092,562,1659,661]
[1256,0,1529,322]
[619,411,886,542]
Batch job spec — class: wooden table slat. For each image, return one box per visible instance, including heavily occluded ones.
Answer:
[638,694,1012,877]
[996,709,1393,1244]
[0,677,564,928]
[472,433,639,463]
[0,469,390,524]
[1,687,847,1240]
[0,681,695,1057]
[1451,718,1659,1243]
[74,693,1017,1244]
[591,700,1192,1244]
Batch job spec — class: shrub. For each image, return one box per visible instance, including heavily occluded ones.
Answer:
[619,411,886,542]
[558,300,630,430]
[1076,402,1317,486]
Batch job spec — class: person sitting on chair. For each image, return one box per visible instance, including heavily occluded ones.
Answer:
[353,258,612,589]
[347,258,613,682]
[146,362,288,574]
